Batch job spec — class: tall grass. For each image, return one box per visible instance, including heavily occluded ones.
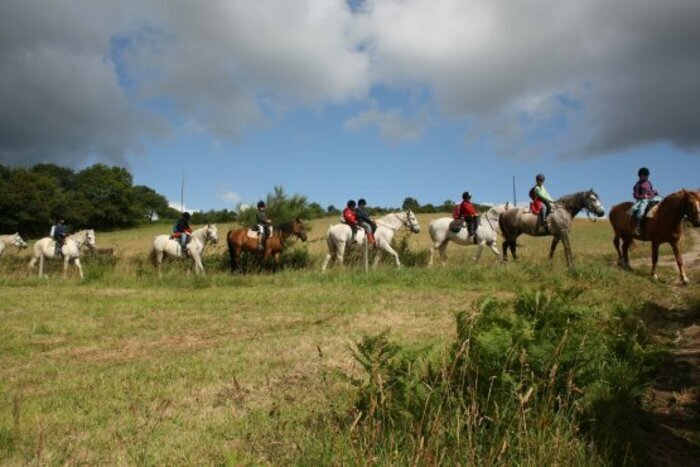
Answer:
[299,289,658,465]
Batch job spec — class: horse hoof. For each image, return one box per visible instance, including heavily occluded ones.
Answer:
[652,274,659,282]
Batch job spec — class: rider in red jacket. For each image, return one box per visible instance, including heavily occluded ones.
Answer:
[342,200,359,243]
[454,191,478,243]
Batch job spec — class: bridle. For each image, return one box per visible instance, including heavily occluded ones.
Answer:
[681,193,700,226]
[404,210,419,233]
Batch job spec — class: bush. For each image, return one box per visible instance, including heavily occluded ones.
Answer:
[307,289,655,465]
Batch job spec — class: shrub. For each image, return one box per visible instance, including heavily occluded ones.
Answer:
[314,289,655,465]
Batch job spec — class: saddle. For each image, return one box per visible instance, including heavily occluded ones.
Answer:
[645,202,660,219]
[247,226,272,239]
[449,219,464,233]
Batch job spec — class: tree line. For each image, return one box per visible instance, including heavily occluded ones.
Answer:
[0,163,485,238]
[0,163,173,237]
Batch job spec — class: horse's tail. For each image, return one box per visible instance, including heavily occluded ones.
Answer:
[226,230,236,271]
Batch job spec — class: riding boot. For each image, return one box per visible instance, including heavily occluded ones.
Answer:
[634,217,642,236]
[467,218,477,244]
[368,232,375,244]
[258,235,265,251]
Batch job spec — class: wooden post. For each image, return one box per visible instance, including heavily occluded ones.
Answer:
[364,237,369,274]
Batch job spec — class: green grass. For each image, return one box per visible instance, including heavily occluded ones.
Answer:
[0,217,698,464]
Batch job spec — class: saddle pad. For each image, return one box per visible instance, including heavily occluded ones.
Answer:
[646,204,659,219]
[449,220,464,233]
[246,229,259,239]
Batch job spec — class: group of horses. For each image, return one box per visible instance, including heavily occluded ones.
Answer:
[4,188,699,284]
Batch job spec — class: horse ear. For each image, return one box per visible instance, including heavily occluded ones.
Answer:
[682,188,688,194]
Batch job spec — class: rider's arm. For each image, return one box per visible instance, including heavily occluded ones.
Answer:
[535,186,555,203]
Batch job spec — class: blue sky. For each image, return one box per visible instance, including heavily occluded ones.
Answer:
[1,0,698,214]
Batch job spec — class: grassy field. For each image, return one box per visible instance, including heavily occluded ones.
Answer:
[1,215,698,464]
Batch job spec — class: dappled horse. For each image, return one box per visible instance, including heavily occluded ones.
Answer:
[227,218,307,272]
[28,229,96,279]
[610,189,700,285]
[321,210,421,272]
[151,224,219,278]
[0,233,28,258]
[428,203,510,267]
[499,190,605,269]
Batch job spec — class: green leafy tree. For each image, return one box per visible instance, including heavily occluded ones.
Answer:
[132,185,169,222]
[237,186,310,227]
[402,197,420,211]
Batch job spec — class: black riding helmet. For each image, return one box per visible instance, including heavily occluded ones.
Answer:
[638,167,650,177]
[536,173,545,182]
[462,191,472,200]
[182,212,191,220]
[358,198,367,206]
[347,200,356,208]
[257,201,266,209]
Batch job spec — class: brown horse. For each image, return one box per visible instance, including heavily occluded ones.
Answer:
[610,189,700,284]
[227,218,307,272]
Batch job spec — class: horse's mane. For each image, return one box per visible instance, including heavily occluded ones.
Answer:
[557,190,594,210]
[658,189,686,207]
[275,221,295,234]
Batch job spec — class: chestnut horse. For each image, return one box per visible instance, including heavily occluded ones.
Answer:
[227,218,307,272]
[610,189,700,284]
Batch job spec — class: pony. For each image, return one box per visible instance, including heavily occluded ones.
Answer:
[428,203,510,267]
[499,190,605,269]
[151,224,219,278]
[609,189,700,285]
[28,229,96,279]
[321,210,421,272]
[227,218,307,272]
[0,233,28,257]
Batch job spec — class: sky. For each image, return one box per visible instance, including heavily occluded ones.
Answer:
[1,0,699,213]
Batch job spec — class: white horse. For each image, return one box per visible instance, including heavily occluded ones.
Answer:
[151,224,219,278]
[0,233,28,257]
[322,210,421,272]
[28,229,96,279]
[428,203,510,267]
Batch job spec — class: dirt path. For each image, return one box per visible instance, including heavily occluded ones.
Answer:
[641,229,700,465]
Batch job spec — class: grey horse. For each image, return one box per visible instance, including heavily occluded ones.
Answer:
[498,190,605,268]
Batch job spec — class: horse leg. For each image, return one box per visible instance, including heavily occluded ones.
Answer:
[377,243,401,269]
[487,240,500,257]
[63,256,70,279]
[670,241,688,285]
[509,239,517,261]
[501,240,509,262]
[38,254,45,277]
[548,237,560,261]
[474,241,484,262]
[621,237,633,271]
[336,242,346,268]
[560,233,574,269]
[613,234,623,268]
[74,258,84,280]
[155,251,164,278]
[438,240,449,266]
[273,252,281,273]
[651,241,660,281]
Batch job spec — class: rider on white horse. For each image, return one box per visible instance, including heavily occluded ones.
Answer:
[356,198,376,244]
[51,218,67,257]
[172,212,192,254]
[454,192,479,244]
[342,200,360,243]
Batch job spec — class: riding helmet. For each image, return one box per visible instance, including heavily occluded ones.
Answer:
[183,212,191,220]
[347,200,356,208]
[462,191,472,200]
[638,167,650,177]
[536,173,545,182]
[358,198,367,206]
[257,201,266,208]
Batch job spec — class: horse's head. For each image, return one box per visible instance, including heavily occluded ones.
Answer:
[584,189,605,217]
[12,233,27,249]
[206,224,219,244]
[682,189,700,227]
[292,218,308,242]
[404,209,421,233]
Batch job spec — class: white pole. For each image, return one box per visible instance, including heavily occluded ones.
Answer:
[364,238,369,274]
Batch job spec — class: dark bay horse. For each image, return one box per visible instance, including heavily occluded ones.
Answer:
[610,189,700,284]
[227,218,307,272]
[499,190,605,269]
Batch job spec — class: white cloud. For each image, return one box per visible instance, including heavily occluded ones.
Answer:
[221,191,242,205]
[1,0,699,166]
[168,201,199,213]
[344,107,425,143]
